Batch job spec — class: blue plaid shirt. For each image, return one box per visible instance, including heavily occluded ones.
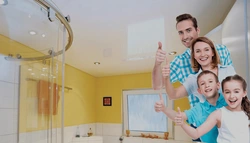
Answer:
[169,44,233,107]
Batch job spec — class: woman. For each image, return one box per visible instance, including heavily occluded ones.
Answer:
[162,37,236,104]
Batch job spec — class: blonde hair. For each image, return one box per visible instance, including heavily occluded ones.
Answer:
[190,37,220,72]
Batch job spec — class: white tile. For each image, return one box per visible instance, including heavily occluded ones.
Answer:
[0,134,17,143]
[0,109,14,135]
[13,109,18,133]
[88,123,96,136]
[64,126,77,143]
[13,83,19,109]
[102,123,122,136]
[19,133,27,143]
[0,55,16,83]
[95,123,103,136]
[80,124,90,136]
[103,136,120,143]
[0,81,15,108]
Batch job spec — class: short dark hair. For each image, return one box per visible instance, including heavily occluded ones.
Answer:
[176,13,198,29]
[197,70,219,88]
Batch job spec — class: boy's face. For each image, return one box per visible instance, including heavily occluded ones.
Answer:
[176,20,200,48]
[197,73,220,99]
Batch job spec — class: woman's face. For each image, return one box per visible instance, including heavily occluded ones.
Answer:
[193,42,214,68]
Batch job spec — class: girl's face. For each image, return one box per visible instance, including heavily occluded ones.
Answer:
[223,80,247,111]
[193,42,214,69]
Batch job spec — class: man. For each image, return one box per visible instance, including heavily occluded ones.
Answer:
[154,70,227,143]
[152,14,233,107]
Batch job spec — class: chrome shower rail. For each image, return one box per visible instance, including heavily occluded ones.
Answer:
[5,0,73,61]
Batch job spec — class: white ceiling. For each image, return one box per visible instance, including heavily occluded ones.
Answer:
[0,0,236,77]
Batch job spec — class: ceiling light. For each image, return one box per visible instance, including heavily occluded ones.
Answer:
[168,51,177,55]
[42,34,46,37]
[94,62,100,65]
[29,31,37,35]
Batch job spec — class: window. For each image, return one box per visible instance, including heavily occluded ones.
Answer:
[122,89,173,138]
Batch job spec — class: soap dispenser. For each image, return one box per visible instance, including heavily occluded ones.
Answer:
[75,126,80,137]
[87,128,93,137]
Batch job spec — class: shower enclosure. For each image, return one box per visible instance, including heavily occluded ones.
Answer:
[0,0,73,143]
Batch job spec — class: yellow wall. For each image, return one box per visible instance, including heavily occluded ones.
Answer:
[0,34,190,127]
[63,65,96,126]
[0,34,44,57]
[95,73,190,123]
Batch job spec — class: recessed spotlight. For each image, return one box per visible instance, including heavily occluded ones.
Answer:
[168,51,177,55]
[29,31,37,35]
[94,62,100,65]
[42,34,46,37]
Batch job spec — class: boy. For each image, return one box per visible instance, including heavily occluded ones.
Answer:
[154,70,227,143]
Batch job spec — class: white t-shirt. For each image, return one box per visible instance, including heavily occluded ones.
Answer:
[217,106,249,143]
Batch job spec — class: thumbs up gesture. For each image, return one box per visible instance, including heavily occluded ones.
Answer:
[174,107,184,125]
[162,57,170,78]
[154,93,165,112]
[155,42,166,66]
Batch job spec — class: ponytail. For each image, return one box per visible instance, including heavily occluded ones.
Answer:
[241,96,250,119]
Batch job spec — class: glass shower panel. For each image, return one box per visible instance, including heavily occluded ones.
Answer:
[0,0,66,143]
[19,59,63,143]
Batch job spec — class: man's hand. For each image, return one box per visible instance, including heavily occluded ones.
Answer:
[155,42,166,66]
[162,57,170,78]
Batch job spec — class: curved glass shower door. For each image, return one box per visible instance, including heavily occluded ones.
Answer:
[0,0,72,143]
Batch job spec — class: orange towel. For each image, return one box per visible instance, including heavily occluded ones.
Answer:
[37,80,60,115]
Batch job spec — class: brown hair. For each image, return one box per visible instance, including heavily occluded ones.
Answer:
[176,14,198,30]
[197,70,219,88]
[190,37,220,72]
[221,75,250,120]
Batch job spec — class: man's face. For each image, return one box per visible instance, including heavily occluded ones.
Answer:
[197,74,220,99]
[176,20,200,48]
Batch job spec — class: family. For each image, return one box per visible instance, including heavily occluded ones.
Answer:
[153,14,250,143]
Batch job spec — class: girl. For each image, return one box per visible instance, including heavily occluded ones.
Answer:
[162,37,236,107]
[176,74,250,142]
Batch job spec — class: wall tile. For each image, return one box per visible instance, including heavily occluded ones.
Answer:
[0,109,14,135]
[0,134,17,143]
[103,136,120,143]
[95,123,103,136]
[0,55,15,83]
[0,81,15,108]
[102,123,122,136]
[13,83,19,109]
